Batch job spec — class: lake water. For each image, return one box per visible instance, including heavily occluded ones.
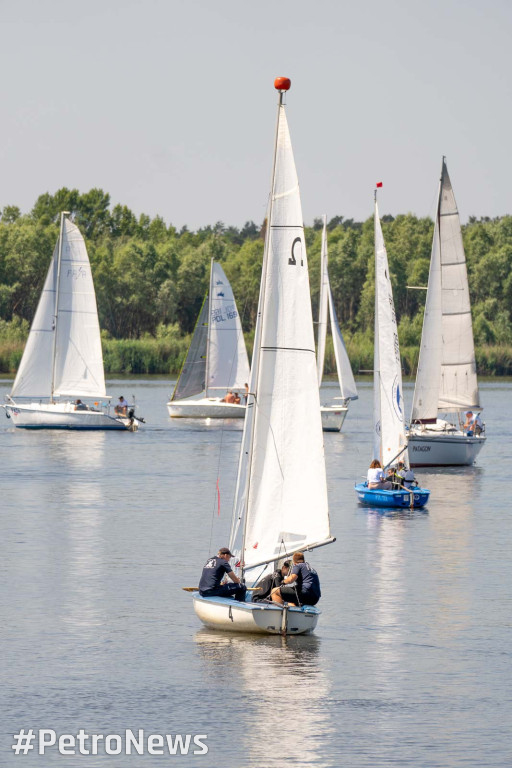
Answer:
[1,377,511,767]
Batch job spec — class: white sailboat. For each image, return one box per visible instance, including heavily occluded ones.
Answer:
[193,77,335,634]
[408,158,486,466]
[3,213,140,430]
[167,260,250,419]
[355,189,429,508]
[317,215,358,431]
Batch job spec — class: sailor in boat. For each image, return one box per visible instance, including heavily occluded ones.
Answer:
[74,399,88,411]
[233,392,241,404]
[391,461,415,490]
[221,391,236,403]
[198,548,246,602]
[114,396,128,416]
[243,383,249,404]
[270,552,321,608]
[464,410,483,436]
[367,459,392,490]
[251,561,291,603]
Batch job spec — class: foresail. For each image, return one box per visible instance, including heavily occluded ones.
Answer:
[240,102,331,570]
[53,220,106,398]
[11,244,58,398]
[207,262,250,395]
[411,199,443,422]
[316,216,328,386]
[172,295,209,401]
[328,282,358,401]
[374,202,408,466]
[438,160,479,412]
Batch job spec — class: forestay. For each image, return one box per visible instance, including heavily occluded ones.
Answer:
[411,158,479,420]
[12,219,106,400]
[374,200,408,466]
[206,262,250,395]
[231,97,332,572]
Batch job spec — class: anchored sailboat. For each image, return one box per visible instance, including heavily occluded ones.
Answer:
[167,260,250,419]
[3,213,140,430]
[193,77,334,634]
[317,215,358,431]
[355,189,429,508]
[408,158,486,466]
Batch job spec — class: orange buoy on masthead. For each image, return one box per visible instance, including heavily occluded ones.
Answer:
[274,77,291,92]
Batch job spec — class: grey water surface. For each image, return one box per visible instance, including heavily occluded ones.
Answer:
[1,377,510,767]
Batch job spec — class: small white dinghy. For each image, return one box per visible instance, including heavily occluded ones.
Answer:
[192,77,335,635]
[408,158,485,466]
[2,212,141,430]
[317,215,358,431]
[167,259,250,419]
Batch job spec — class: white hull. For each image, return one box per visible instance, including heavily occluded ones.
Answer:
[3,402,139,431]
[192,594,319,635]
[408,429,485,466]
[167,398,246,419]
[320,404,348,432]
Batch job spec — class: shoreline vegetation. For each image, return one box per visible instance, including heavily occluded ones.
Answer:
[1,188,511,377]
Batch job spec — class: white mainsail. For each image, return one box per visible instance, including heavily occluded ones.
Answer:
[374,198,408,466]
[231,90,332,572]
[411,158,479,422]
[317,216,358,401]
[206,261,250,395]
[11,218,106,400]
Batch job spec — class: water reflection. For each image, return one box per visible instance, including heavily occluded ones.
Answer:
[50,431,107,637]
[195,630,333,767]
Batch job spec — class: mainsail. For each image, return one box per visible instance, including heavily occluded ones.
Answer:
[12,218,106,400]
[231,87,332,572]
[374,199,408,466]
[317,215,358,401]
[411,158,479,422]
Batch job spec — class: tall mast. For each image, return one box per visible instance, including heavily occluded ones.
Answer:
[50,211,69,402]
[239,77,291,577]
[204,258,214,397]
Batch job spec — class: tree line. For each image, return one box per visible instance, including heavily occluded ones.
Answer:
[0,188,511,375]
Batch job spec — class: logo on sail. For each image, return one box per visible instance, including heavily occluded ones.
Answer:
[392,376,403,421]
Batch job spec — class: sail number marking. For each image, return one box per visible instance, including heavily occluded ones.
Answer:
[289,237,304,266]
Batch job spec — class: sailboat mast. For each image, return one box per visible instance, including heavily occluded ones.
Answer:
[50,211,69,403]
[204,258,214,398]
[373,190,381,462]
[239,79,289,577]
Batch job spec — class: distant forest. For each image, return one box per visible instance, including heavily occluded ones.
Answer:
[0,187,511,375]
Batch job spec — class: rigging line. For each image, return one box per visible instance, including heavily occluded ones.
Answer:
[252,391,285,482]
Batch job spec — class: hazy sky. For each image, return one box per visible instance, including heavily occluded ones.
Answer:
[1,0,510,229]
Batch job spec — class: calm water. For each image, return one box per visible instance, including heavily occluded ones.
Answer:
[1,377,511,767]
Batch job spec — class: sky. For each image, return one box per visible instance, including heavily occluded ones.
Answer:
[1,0,510,230]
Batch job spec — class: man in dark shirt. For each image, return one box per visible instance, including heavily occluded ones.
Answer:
[252,561,291,603]
[198,547,246,602]
[270,551,321,607]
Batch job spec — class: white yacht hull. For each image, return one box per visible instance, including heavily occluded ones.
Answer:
[167,398,246,419]
[3,402,139,431]
[192,594,320,635]
[408,430,485,466]
[321,404,348,432]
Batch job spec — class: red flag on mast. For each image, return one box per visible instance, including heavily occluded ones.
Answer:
[376,182,383,188]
